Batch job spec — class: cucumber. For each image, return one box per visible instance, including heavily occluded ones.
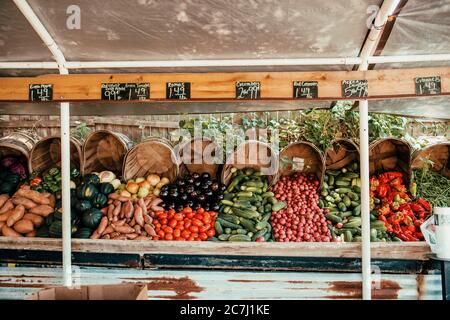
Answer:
[335,179,351,187]
[239,217,257,232]
[344,230,353,242]
[231,207,259,219]
[261,192,275,198]
[370,213,377,221]
[224,228,232,234]
[245,187,262,194]
[221,199,234,206]
[231,230,238,235]
[262,180,268,192]
[344,172,359,179]
[342,196,351,207]
[236,229,248,235]
[257,206,265,213]
[322,182,329,189]
[252,228,268,241]
[215,221,224,235]
[321,190,329,197]
[353,236,363,242]
[244,181,264,188]
[217,218,241,229]
[223,206,232,214]
[326,213,342,224]
[218,214,240,225]
[325,196,335,203]
[344,217,361,228]
[353,205,361,216]
[272,201,286,212]
[370,220,387,231]
[237,191,253,198]
[264,203,272,213]
[341,167,348,173]
[325,207,339,213]
[245,168,255,176]
[352,185,361,193]
[227,174,245,192]
[350,201,359,208]
[318,199,325,208]
[247,232,254,238]
[268,197,278,205]
[261,212,272,222]
[348,192,359,201]
[370,228,378,241]
[373,197,381,204]
[219,234,231,241]
[233,202,253,209]
[328,175,335,186]
[340,211,353,218]
[255,221,270,231]
[335,188,352,194]
[228,234,251,242]
[263,231,272,241]
[327,170,340,176]
[337,202,347,212]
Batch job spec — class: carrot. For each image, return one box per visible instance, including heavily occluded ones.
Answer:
[13,219,34,234]
[2,225,22,237]
[30,205,54,217]
[16,189,50,205]
[97,216,108,235]
[0,200,14,214]
[134,206,144,227]
[12,197,38,209]
[7,205,25,227]
[0,194,9,208]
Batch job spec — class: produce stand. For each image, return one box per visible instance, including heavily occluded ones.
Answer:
[0,0,449,300]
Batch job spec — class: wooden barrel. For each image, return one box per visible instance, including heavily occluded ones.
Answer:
[411,142,450,178]
[0,131,38,159]
[325,139,360,170]
[221,140,278,186]
[83,130,133,177]
[122,138,179,182]
[275,141,325,187]
[176,137,222,179]
[369,138,412,182]
[29,136,83,174]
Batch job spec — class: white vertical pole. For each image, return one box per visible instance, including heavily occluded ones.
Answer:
[60,102,72,286]
[359,99,371,300]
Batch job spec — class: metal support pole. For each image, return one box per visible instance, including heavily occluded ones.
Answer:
[359,99,371,300]
[60,102,72,286]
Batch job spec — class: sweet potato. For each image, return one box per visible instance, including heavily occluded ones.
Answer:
[102,225,114,235]
[112,202,121,217]
[7,205,25,227]
[122,201,133,219]
[111,234,127,240]
[109,232,120,238]
[107,204,114,221]
[113,219,126,227]
[144,224,157,237]
[90,230,100,240]
[100,207,108,215]
[0,221,5,231]
[0,210,12,222]
[46,193,56,208]
[97,216,108,235]
[30,205,54,217]
[23,213,44,227]
[12,197,38,209]
[16,189,50,205]
[1,225,22,237]
[13,219,34,234]
[101,234,111,239]
[144,214,153,225]
[135,236,151,240]
[0,200,14,214]
[129,217,136,227]
[126,233,138,240]
[138,198,147,215]
[134,206,144,227]
[134,224,142,234]
[108,193,120,200]
[26,230,37,237]
[0,194,9,208]
[111,225,135,234]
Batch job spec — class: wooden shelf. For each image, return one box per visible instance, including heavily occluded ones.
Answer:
[0,237,431,261]
[0,67,448,102]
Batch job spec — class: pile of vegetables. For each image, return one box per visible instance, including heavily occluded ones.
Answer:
[159,172,226,212]
[153,207,217,241]
[370,171,431,242]
[28,167,80,197]
[412,167,450,208]
[0,186,55,237]
[320,162,362,242]
[216,168,284,242]
[271,173,331,242]
[90,193,163,240]
[0,155,28,196]
[116,173,169,200]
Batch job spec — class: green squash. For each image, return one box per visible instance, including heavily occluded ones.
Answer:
[54,206,79,223]
[99,182,114,195]
[92,193,108,209]
[35,225,50,238]
[83,174,100,186]
[49,221,62,238]
[45,214,55,227]
[82,208,103,229]
[73,227,93,239]
[75,199,92,213]
[77,183,98,200]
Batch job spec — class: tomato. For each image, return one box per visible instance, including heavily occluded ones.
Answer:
[192,233,199,238]
[197,208,205,214]
[183,207,193,214]
[157,230,165,238]
[168,209,175,215]
[177,225,184,231]
[181,230,191,239]
[203,217,211,224]
[199,232,208,241]
[160,218,168,225]
[188,236,195,241]
[175,237,184,241]
[203,212,210,219]
[169,219,178,228]
[168,213,174,220]
[174,213,184,221]
[158,212,168,219]
[195,213,204,220]
[209,211,217,218]
[206,229,215,237]
[192,218,203,227]
[184,220,192,229]
[152,236,159,241]
[165,233,173,240]
[199,225,210,233]
[189,225,199,233]
[163,226,173,234]
[186,212,195,219]
[173,228,181,238]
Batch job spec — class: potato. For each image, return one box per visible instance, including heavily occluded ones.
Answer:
[1,225,22,237]
[23,213,44,227]
[13,219,34,234]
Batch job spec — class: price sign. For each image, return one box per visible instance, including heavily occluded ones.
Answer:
[101,83,150,101]
[236,81,261,99]
[29,84,53,101]
[166,82,190,99]
[341,80,368,98]
[415,76,441,95]
[293,81,318,99]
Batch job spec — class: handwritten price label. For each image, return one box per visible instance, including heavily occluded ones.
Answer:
[29,84,53,101]
[415,76,441,95]
[166,82,190,99]
[341,80,368,98]
[236,81,261,99]
[101,83,150,100]
[293,81,318,99]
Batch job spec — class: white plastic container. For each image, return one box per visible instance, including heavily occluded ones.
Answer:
[434,207,450,259]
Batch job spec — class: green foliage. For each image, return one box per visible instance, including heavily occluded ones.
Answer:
[71,122,92,141]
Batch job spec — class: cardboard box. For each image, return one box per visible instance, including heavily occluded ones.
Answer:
[30,283,148,300]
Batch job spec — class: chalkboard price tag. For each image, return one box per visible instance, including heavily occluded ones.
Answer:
[293,81,318,99]
[341,80,368,98]
[166,82,190,99]
[236,81,261,99]
[101,83,150,101]
[29,84,53,101]
[415,76,441,95]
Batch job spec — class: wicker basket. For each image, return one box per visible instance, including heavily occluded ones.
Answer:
[221,140,278,186]
[176,137,222,179]
[122,137,179,182]
[325,139,360,170]
[0,131,38,160]
[369,138,412,182]
[411,142,450,178]
[275,141,325,187]
[83,130,133,177]
[29,136,83,174]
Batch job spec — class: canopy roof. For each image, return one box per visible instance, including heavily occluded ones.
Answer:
[0,0,449,118]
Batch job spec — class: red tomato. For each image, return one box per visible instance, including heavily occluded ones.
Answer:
[168,209,175,215]
[168,213,175,220]
[197,208,205,214]
[199,225,210,233]
[183,207,193,214]
[186,212,195,219]
[195,213,204,220]
[199,232,208,241]
[184,220,192,229]
[158,213,168,219]
[175,237,184,241]
[181,230,190,239]
[203,212,210,219]
[163,226,173,234]
[206,229,215,237]
[192,233,199,238]
[174,213,183,221]
[169,219,177,228]
[188,236,195,241]
[173,228,181,238]
[152,236,159,241]
[165,233,173,240]
[203,217,211,224]
[157,230,165,238]
[160,218,168,225]
[192,219,203,227]
[189,225,199,233]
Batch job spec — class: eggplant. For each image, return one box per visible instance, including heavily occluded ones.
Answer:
[175,204,184,212]
[185,184,195,193]
[169,190,179,198]
[211,204,220,211]
[180,193,188,201]
[160,185,169,192]
[197,194,206,202]
[210,182,220,192]
[192,172,200,180]
[176,179,186,187]
[194,180,201,187]
[201,182,209,190]
[201,172,211,180]
[192,202,201,210]
[204,189,213,197]
[190,191,198,199]
[219,184,227,192]
[215,194,224,201]
[186,200,194,208]
[160,190,169,198]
